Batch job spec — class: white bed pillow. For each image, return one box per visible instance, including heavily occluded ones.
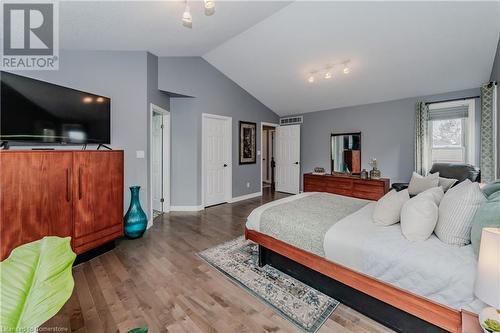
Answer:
[416,186,444,206]
[372,189,410,226]
[434,180,487,246]
[401,196,439,241]
[408,172,440,196]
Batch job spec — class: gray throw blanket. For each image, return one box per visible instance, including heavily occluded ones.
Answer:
[260,193,370,256]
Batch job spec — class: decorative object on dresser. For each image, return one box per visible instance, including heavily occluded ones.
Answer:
[330,132,361,174]
[474,228,500,333]
[239,121,257,164]
[312,167,326,175]
[303,173,389,201]
[124,186,148,239]
[368,158,381,179]
[360,169,368,179]
[0,150,124,260]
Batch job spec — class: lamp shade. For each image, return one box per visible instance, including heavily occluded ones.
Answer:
[474,228,500,309]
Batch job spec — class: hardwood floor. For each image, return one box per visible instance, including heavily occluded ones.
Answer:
[43,189,394,333]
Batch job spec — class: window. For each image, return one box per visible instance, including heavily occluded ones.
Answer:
[427,99,475,166]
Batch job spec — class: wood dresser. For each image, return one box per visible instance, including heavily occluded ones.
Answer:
[304,173,390,201]
[0,150,124,260]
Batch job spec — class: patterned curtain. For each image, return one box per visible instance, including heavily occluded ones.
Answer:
[480,82,498,182]
[415,102,430,175]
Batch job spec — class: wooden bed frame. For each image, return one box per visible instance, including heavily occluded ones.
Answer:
[245,228,465,333]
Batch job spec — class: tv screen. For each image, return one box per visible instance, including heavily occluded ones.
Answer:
[0,71,111,144]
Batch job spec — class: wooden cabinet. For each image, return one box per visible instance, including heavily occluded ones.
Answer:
[304,173,389,200]
[0,150,124,260]
[72,151,124,254]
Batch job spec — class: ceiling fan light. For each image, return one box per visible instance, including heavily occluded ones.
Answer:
[324,71,332,79]
[204,0,215,15]
[307,75,315,83]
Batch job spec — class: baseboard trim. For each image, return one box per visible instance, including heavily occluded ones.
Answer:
[170,205,204,212]
[230,191,262,203]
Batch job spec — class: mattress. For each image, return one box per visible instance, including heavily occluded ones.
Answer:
[246,194,485,312]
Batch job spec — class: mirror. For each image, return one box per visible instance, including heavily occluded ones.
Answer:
[331,132,361,174]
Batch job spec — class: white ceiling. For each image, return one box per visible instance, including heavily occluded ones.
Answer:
[58,1,500,116]
[59,1,291,56]
[204,1,500,115]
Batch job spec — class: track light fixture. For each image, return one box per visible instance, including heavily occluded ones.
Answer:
[308,71,316,83]
[182,1,192,29]
[182,0,215,28]
[343,61,351,74]
[306,60,351,83]
[204,0,216,16]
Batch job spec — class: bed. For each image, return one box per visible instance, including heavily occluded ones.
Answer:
[245,192,483,333]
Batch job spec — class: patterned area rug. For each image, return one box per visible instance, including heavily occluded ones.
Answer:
[198,237,339,333]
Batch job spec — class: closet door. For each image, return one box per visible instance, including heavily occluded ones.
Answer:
[72,151,123,253]
[0,151,73,260]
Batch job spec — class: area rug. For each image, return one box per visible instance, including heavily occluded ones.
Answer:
[198,237,339,333]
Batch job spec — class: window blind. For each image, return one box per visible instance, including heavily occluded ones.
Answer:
[429,105,469,120]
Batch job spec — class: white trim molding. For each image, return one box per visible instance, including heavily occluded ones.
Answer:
[170,205,205,212]
[230,191,262,203]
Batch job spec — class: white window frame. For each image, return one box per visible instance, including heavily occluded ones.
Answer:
[427,99,476,167]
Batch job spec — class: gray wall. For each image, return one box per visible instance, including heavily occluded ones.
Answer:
[490,37,500,177]
[146,53,170,215]
[5,50,152,216]
[158,57,279,206]
[296,88,481,186]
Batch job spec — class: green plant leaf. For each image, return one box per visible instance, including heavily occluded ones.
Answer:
[128,328,148,333]
[0,236,76,331]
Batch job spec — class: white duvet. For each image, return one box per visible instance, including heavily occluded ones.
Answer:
[246,194,485,313]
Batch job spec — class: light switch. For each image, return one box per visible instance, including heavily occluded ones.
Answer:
[136,150,145,159]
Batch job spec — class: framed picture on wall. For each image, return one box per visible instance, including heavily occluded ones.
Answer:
[239,121,257,164]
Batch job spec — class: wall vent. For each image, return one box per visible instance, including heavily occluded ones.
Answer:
[279,116,303,126]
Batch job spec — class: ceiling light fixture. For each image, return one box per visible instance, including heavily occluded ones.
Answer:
[182,1,193,29]
[324,65,333,79]
[343,61,351,74]
[307,71,316,83]
[204,0,215,16]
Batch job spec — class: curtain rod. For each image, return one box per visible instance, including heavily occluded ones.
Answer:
[425,95,480,105]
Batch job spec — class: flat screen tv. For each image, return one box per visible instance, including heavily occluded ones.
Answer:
[0,71,111,144]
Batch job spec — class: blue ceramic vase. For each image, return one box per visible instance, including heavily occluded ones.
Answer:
[124,186,147,239]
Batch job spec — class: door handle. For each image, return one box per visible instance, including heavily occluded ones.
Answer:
[78,168,83,200]
[66,168,71,202]
[223,164,228,167]
[294,161,299,165]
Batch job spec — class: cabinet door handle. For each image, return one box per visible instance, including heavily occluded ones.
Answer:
[78,168,83,200]
[66,168,71,202]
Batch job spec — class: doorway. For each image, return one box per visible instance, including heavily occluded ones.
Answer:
[261,123,278,195]
[150,104,170,224]
[202,113,232,207]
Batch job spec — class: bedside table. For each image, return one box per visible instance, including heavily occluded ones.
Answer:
[462,310,483,333]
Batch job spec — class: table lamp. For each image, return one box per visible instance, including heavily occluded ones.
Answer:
[474,228,500,332]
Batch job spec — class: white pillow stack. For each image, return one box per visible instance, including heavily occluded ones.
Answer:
[400,187,444,241]
[372,189,410,226]
[407,172,440,196]
[434,180,487,246]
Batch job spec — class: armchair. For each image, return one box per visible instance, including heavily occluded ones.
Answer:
[392,163,481,192]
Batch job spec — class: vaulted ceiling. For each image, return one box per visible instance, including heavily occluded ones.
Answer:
[60,1,500,116]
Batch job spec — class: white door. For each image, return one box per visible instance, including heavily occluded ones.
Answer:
[152,113,163,211]
[203,115,231,207]
[262,130,269,182]
[276,125,300,194]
